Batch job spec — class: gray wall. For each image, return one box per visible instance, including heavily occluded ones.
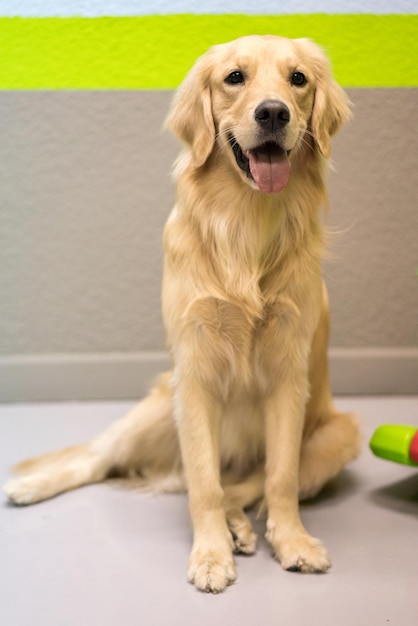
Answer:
[0,89,417,399]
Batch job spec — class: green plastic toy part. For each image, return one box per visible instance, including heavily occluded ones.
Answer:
[370,424,418,467]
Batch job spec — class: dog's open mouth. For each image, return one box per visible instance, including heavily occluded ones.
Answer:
[228,135,291,194]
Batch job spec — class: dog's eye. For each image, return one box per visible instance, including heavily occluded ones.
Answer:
[225,71,245,85]
[290,71,307,87]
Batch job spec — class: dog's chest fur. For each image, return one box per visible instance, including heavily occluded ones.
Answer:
[163,174,325,472]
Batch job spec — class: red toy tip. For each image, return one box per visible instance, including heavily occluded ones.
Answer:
[409,431,418,463]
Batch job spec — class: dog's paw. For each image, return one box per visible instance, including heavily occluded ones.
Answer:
[233,529,257,556]
[227,512,257,555]
[188,548,237,593]
[266,522,331,573]
[3,474,49,505]
[280,537,331,573]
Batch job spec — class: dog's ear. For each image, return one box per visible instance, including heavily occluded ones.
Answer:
[300,40,352,158]
[165,54,216,167]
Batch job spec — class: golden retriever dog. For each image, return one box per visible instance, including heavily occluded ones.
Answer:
[4,35,360,593]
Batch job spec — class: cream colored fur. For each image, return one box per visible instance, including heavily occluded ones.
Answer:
[4,35,361,593]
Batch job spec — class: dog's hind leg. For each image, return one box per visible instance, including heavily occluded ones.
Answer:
[299,408,360,501]
[300,285,361,501]
[4,373,180,505]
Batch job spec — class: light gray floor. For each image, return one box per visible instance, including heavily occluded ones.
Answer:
[1,397,417,626]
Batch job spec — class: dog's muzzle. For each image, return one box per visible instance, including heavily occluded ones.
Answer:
[228,135,291,194]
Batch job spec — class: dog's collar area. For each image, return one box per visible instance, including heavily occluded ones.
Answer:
[228,134,291,194]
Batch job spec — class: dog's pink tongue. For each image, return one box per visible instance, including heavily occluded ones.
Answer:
[249,149,290,194]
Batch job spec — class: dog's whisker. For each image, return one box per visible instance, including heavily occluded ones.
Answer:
[298,135,316,153]
[216,129,238,152]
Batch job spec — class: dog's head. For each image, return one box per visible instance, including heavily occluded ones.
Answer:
[166,35,351,194]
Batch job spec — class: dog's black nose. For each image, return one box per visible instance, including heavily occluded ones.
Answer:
[254,100,290,132]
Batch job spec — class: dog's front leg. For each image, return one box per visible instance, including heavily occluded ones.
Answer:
[169,296,253,591]
[264,369,331,573]
[175,377,236,593]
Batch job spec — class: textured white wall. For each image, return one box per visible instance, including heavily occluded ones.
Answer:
[0,93,175,354]
[326,90,418,349]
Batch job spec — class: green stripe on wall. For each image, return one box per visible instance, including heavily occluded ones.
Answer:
[0,15,417,88]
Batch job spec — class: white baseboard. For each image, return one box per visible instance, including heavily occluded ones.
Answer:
[0,352,171,403]
[0,348,417,402]
[329,347,418,395]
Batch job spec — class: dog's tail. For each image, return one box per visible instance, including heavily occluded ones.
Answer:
[4,372,182,505]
